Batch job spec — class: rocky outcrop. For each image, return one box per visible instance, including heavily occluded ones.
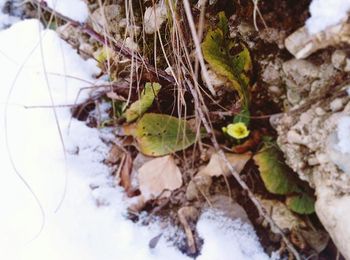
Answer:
[273,86,350,258]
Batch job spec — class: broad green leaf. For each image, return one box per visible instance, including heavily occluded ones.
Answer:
[201,12,252,102]
[286,193,315,215]
[124,83,161,122]
[134,113,196,156]
[253,145,299,195]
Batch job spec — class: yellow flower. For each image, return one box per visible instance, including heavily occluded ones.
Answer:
[226,122,250,139]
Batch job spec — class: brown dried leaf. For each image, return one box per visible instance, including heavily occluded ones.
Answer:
[209,195,252,225]
[232,130,261,154]
[117,153,133,195]
[106,145,123,164]
[299,229,329,253]
[178,207,199,255]
[137,155,183,201]
[259,198,306,233]
[198,152,252,177]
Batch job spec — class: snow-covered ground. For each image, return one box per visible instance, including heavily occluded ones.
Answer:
[306,0,350,34]
[0,3,269,260]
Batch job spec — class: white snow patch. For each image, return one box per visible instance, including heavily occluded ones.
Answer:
[336,116,350,154]
[306,0,350,34]
[196,210,269,260]
[0,19,269,260]
[44,0,89,22]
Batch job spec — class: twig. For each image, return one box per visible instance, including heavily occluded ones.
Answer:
[182,0,216,96]
[30,0,175,86]
[185,79,301,260]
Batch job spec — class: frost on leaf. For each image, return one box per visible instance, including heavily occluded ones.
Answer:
[124,82,161,122]
[133,113,197,156]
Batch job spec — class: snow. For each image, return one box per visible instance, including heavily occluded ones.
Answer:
[44,0,89,22]
[0,17,269,260]
[306,0,350,34]
[336,116,350,154]
[196,211,269,260]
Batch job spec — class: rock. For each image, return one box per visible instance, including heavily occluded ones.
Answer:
[315,184,350,259]
[143,4,167,34]
[259,27,286,49]
[344,59,350,72]
[90,5,122,35]
[281,59,320,106]
[268,85,283,97]
[286,88,302,106]
[330,98,344,112]
[331,50,347,70]
[274,88,350,258]
[285,20,350,59]
[261,61,283,86]
[56,23,93,59]
[282,59,319,88]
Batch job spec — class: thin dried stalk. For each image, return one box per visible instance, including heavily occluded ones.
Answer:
[31,0,175,85]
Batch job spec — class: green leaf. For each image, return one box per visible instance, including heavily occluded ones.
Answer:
[201,13,252,102]
[253,145,299,195]
[217,11,229,38]
[286,193,315,215]
[133,113,197,156]
[233,105,250,126]
[124,83,161,122]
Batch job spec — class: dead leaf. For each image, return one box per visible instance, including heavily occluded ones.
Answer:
[106,145,123,164]
[186,174,212,201]
[138,155,183,201]
[116,153,133,196]
[299,229,329,254]
[232,130,261,153]
[198,152,252,177]
[132,153,153,172]
[208,195,251,225]
[178,207,199,255]
[259,198,306,233]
